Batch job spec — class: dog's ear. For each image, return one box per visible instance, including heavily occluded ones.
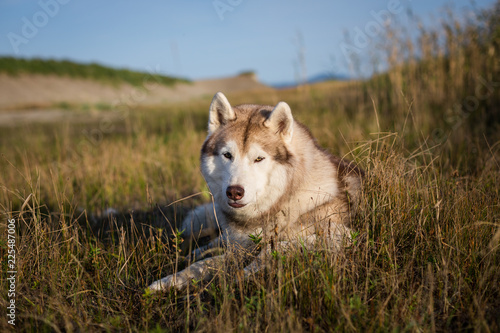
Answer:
[264,101,294,143]
[208,92,235,135]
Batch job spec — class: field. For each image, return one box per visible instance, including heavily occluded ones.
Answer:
[1,3,500,332]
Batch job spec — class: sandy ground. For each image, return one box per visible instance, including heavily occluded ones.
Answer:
[0,73,272,109]
[0,73,273,125]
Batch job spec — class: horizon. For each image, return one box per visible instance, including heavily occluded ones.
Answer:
[0,0,496,85]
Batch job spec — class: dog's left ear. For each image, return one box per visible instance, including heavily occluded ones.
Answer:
[264,102,294,143]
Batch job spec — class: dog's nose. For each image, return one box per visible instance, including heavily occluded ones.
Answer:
[226,185,245,201]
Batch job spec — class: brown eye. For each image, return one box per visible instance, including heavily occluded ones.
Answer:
[254,156,265,163]
[223,152,232,159]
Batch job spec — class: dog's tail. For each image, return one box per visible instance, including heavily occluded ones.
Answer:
[334,157,365,217]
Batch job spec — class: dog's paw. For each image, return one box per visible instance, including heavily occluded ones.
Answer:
[147,274,189,292]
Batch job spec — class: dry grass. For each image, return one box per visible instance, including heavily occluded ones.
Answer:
[1,2,500,331]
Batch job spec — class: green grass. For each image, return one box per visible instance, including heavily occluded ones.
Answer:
[1,2,500,331]
[0,57,190,87]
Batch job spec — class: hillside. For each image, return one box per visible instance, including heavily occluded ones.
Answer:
[0,57,189,87]
[0,58,273,110]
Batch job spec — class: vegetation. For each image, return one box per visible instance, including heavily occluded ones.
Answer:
[1,2,499,331]
[0,56,189,87]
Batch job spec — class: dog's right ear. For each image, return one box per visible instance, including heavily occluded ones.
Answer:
[208,92,235,135]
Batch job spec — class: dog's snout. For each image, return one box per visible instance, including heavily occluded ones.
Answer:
[226,185,245,201]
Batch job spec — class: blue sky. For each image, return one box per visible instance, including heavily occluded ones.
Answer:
[0,0,496,85]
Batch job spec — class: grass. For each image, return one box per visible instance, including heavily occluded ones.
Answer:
[1,2,500,331]
[0,57,190,87]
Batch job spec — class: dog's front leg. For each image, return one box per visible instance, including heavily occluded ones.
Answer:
[188,234,224,262]
[242,240,297,278]
[242,224,353,279]
[147,255,225,292]
[242,232,342,278]
[187,225,251,262]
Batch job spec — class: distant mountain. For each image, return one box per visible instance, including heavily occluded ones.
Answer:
[270,72,350,89]
[307,72,350,84]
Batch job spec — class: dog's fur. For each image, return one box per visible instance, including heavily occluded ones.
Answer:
[148,92,364,292]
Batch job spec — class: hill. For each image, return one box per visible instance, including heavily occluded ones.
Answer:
[0,57,188,87]
[0,58,273,110]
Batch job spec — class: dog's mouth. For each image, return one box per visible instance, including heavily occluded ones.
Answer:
[228,202,247,208]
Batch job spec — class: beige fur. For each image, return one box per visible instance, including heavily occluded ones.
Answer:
[148,92,364,292]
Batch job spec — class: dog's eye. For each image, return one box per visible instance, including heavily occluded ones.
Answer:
[223,152,232,159]
[254,156,265,163]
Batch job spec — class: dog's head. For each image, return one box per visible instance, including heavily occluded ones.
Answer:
[200,92,296,221]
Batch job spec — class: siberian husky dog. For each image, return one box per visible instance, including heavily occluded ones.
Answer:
[148,92,364,292]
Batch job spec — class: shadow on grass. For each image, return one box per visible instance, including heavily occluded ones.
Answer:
[83,203,191,248]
